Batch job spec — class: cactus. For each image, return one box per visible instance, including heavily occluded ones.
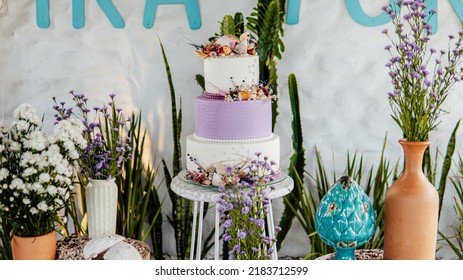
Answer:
[276,73,305,250]
[220,15,235,36]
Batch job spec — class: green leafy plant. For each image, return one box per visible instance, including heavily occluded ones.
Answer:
[158,36,193,260]
[276,73,305,250]
[433,120,460,219]
[439,154,463,259]
[247,0,286,130]
[115,112,164,259]
[0,220,12,260]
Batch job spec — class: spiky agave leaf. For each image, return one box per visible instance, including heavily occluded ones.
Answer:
[437,120,460,219]
[158,36,192,260]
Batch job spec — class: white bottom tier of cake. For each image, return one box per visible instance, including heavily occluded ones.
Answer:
[186,133,280,171]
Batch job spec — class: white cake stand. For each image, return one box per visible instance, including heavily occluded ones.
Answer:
[171,170,294,260]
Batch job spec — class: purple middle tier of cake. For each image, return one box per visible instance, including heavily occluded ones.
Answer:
[195,95,272,140]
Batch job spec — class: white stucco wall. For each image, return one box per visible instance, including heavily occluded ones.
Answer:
[1,0,462,259]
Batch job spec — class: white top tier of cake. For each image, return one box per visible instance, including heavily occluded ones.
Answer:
[204,55,259,94]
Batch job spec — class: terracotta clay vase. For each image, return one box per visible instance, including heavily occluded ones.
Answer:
[11,231,56,260]
[383,139,439,260]
[86,178,118,238]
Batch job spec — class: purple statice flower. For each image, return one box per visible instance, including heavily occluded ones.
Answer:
[225,165,234,174]
[52,91,131,180]
[217,153,279,259]
[223,233,231,242]
[255,219,265,228]
[382,0,463,141]
[411,71,420,79]
[261,236,271,244]
[222,219,233,228]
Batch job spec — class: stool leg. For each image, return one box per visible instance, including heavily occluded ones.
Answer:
[266,199,278,260]
[196,201,204,260]
[214,204,220,260]
[190,200,198,260]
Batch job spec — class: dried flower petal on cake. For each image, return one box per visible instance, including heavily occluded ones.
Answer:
[185,153,278,188]
[223,79,276,102]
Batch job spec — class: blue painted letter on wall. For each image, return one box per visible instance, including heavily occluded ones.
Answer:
[143,0,201,30]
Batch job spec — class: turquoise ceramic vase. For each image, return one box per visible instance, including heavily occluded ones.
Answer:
[315,176,376,260]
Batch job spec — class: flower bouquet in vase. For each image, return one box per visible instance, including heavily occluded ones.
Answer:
[382,0,463,259]
[53,92,131,238]
[0,104,86,259]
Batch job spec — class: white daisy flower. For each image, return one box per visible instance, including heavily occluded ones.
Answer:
[39,173,51,183]
[0,168,9,180]
[37,201,48,212]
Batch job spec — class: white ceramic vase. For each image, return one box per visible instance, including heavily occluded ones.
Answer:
[86,178,118,238]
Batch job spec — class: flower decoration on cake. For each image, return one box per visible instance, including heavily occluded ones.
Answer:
[206,79,276,102]
[226,79,275,102]
[185,152,278,187]
[190,32,257,59]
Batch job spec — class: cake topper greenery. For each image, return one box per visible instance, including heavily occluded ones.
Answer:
[383,0,463,141]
